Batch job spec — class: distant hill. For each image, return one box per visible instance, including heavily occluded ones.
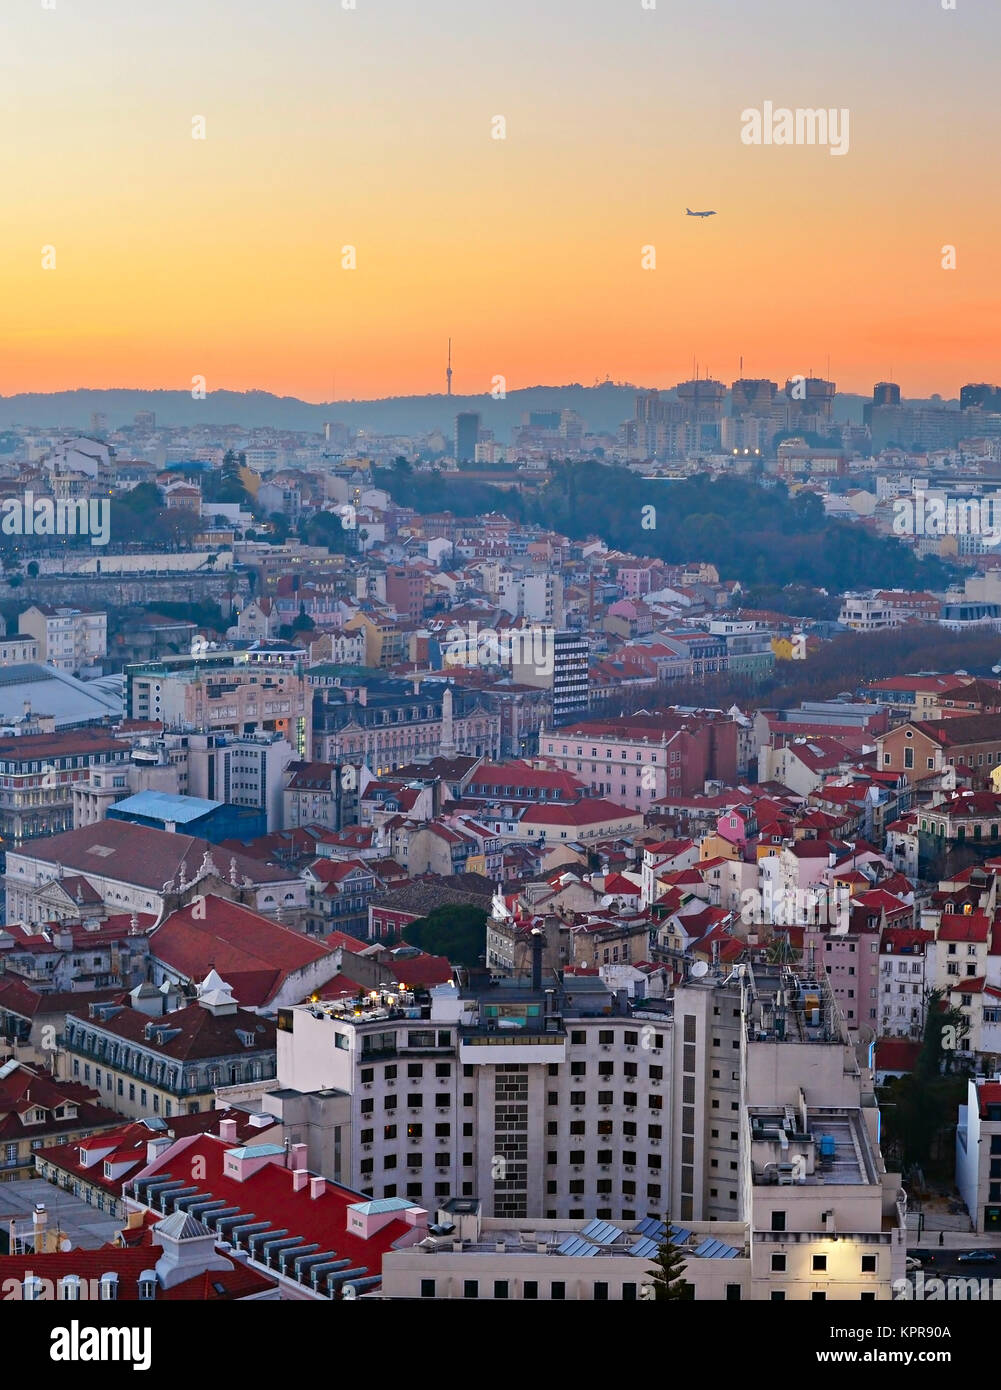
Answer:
[0,383,903,440]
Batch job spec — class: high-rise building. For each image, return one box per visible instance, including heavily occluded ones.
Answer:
[872,382,901,407]
[730,378,777,415]
[784,377,835,422]
[455,412,481,463]
[513,628,588,725]
[676,378,726,453]
[266,959,905,1301]
[961,383,1001,412]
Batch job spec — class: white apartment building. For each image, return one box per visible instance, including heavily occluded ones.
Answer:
[19,605,107,674]
[837,595,900,632]
[957,1078,1001,1234]
[877,932,929,1039]
[263,961,904,1297]
[184,731,296,833]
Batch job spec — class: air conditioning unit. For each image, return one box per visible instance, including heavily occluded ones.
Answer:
[625,1106,635,1114]
[601,1165,610,1171]
[362,1143,372,1151]
[601,1045,611,1052]
[651,1138,660,1145]
[601,1106,610,1112]
[574,1106,582,1112]
[652,1079,661,1087]
[626,1045,636,1053]
[624,1164,634,1172]
[363,1082,372,1089]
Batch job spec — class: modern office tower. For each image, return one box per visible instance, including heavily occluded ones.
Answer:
[960,383,1001,412]
[784,377,836,422]
[676,378,726,452]
[872,382,901,407]
[513,628,588,724]
[455,412,481,463]
[133,410,156,428]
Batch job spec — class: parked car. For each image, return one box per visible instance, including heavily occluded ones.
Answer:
[905,1256,923,1271]
[911,1250,937,1265]
[957,1251,998,1265]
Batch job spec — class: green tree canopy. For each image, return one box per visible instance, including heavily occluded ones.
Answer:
[401,903,487,968]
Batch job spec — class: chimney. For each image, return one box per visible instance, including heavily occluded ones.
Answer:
[33,1203,48,1238]
[291,1142,308,1169]
[292,1169,309,1192]
[218,1118,238,1143]
[530,928,544,992]
[310,1176,326,1200]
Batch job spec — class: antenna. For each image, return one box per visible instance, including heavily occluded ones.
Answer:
[447,339,453,397]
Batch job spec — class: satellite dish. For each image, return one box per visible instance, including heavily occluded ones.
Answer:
[690,961,709,978]
[60,1238,72,1252]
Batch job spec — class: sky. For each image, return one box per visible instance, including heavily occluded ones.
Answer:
[1,0,998,402]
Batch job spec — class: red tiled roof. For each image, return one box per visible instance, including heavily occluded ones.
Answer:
[520,799,637,828]
[874,1038,920,1073]
[149,895,335,1005]
[0,1242,274,1301]
[136,1135,414,1283]
[938,912,991,943]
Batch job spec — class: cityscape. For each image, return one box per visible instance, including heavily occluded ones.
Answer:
[0,0,997,1353]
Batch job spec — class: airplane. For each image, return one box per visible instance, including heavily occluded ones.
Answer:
[686,207,716,218]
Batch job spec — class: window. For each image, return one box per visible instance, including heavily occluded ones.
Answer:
[494,1280,509,1299]
[812,1255,827,1272]
[463,1280,478,1299]
[771,1254,786,1272]
[771,1211,786,1232]
[861,1255,876,1273]
[421,1279,435,1298]
[551,1281,566,1300]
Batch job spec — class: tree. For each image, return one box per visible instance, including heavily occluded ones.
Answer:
[292,603,315,634]
[646,1218,689,1300]
[402,904,487,968]
[876,991,973,1174]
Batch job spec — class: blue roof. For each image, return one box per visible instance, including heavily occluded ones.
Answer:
[226,1145,286,1160]
[110,790,223,823]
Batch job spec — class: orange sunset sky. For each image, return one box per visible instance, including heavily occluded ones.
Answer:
[1,0,997,402]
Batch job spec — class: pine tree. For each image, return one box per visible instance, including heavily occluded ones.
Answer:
[646,1218,689,1300]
